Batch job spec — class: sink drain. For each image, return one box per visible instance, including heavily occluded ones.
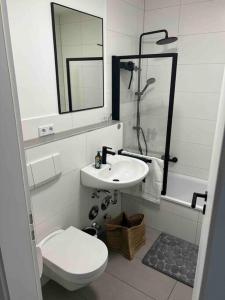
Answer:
[113,179,119,182]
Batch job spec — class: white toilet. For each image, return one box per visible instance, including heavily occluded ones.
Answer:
[37,226,108,291]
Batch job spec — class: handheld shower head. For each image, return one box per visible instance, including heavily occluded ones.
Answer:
[146,78,156,85]
[135,77,156,96]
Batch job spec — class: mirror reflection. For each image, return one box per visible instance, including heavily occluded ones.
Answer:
[51,3,104,113]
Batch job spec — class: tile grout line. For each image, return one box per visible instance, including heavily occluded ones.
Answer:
[170,137,213,147]
[177,0,182,38]
[105,270,157,300]
[177,62,225,66]
[107,28,141,39]
[178,31,225,37]
[167,281,178,300]
[121,0,145,11]
[145,4,181,12]
[145,0,217,13]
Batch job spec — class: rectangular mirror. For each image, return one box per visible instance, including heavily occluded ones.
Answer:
[51,3,104,113]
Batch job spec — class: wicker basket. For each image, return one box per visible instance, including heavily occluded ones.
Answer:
[106,213,145,260]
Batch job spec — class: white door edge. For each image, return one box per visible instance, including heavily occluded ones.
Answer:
[0,1,42,299]
[193,68,225,299]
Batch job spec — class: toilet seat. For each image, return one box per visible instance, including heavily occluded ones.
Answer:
[38,226,108,285]
[36,246,43,278]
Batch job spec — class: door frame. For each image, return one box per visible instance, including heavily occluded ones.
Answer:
[0,1,42,299]
[193,68,225,300]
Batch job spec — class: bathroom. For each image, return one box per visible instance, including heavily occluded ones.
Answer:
[0,0,225,300]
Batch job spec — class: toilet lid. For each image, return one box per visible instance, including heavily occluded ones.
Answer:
[40,227,108,280]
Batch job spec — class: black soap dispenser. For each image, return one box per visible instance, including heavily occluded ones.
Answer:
[95,151,102,169]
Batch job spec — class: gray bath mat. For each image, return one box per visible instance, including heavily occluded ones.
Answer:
[142,233,198,287]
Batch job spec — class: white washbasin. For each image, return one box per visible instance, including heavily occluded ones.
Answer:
[81,154,149,190]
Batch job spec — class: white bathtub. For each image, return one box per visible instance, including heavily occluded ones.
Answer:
[162,172,208,211]
[122,172,206,244]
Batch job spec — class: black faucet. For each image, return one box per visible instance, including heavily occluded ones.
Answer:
[102,146,116,164]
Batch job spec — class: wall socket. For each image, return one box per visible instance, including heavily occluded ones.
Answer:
[38,124,54,137]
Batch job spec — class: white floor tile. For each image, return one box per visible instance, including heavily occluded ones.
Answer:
[107,254,176,300]
[169,282,193,300]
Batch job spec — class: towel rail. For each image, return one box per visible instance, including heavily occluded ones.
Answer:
[118,149,152,164]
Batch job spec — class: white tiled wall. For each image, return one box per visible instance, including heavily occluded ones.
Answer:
[143,0,225,180]
[121,0,224,244]
[26,123,123,243]
[106,0,144,109]
[107,0,145,155]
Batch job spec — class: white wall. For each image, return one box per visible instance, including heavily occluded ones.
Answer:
[7,0,145,141]
[106,0,145,154]
[106,0,144,102]
[26,123,123,243]
[6,0,108,140]
[143,0,225,180]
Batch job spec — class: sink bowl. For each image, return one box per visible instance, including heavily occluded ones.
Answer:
[81,155,149,190]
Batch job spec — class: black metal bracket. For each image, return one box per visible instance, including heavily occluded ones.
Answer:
[203,204,207,215]
[51,2,104,115]
[66,57,104,112]
[191,191,208,214]
[118,149,152,164]
[161,155,178,163]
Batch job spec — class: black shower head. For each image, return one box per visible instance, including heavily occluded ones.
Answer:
[156,36,178,45]
[140,30,178,48]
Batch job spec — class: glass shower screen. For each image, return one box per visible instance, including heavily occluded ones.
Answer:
[112,53,178,194]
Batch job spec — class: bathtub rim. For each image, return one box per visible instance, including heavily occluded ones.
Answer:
[161,194,203,212]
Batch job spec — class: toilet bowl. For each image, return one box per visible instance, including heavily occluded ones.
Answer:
[37,226,108,291]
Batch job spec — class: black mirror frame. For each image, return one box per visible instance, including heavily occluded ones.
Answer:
[66,57,104,112]
[51,2,104,114]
